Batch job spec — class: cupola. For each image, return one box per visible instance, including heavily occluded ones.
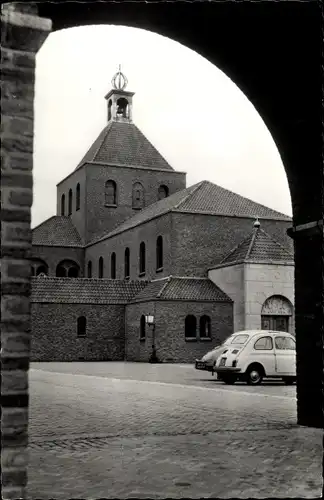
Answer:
[104,65,135,123]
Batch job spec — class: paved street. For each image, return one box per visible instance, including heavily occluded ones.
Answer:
[27,362,322,498]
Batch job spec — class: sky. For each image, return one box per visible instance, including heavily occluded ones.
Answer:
[33,25,292,228]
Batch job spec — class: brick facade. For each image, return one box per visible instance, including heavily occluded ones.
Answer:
[125,300,233,363]
[30,244,84,277]
[31,303,125,361]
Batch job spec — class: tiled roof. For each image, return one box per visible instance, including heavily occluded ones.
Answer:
[219,227,294,266]
[31,278,149,304]
[131,276,232,303]
[32,216,83,247]
[88,180,291,246]
[75,121,174,171]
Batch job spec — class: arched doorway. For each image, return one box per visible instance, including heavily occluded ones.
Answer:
[261,295,293,333]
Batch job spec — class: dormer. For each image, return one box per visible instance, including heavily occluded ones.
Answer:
[104,66,135,124]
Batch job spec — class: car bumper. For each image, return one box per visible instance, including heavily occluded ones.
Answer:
[195,361,214,372]
[214,367,242,373]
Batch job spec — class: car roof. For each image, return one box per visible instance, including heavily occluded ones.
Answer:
[232,330,294,337]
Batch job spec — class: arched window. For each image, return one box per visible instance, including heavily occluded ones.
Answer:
[87,260,92,278]
[31,259,49,277]
[158,185,169,200]
[108,99,112,121]
[124,248,130,279]
[185,315,197,340]
[77,316,86,337]
[200,315,211,339]
[116,97,129,118]
[140,315,146,341]
[156,236,163,271]
[68,188,73,215]
[56,259,79,278]
[105,180,117,206]
[61,194,65,215]
[132,182,145,210]
[98,256,104,278]
[76,183,80,211]
[111,252,116,279]
[139,242,146,275]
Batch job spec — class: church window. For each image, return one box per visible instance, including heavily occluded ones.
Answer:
[156,236,163,271]
[68,188,73,215]
[140,315,146,341]
[76,183,80,211]
[105,180,117,206]
[132,182,145,210]
[87,260,92,278]
[200,315,211,339]
[124,248,130,279]
[111,252,116,279]
[158,185,169,200]
[139,242,146,275]
[61,194,65,215]
[77,316,87,337]
[185,315,197,340]
[98,256,104,278]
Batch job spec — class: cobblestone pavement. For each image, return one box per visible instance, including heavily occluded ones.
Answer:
[27,363,322,498]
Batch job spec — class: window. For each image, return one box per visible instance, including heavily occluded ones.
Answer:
[275,336,296,350]
[124,248,130,279]
[98,257,104,278]
[140,315,146,341]
[105,180,117,206]
[77,316,86,337]
[156,236,163,271]
[230,334,249,345]
[108,99,112,121]
[158,184,169,200]
[68,188,73,215]
[132,182,145,210]
[56,259,79,278]
[254,336,273,350]
[185,315,197,340]
[61,194,65,215]
[200,315,211,339]
[87,260,92,278]
[139,242,146,275]
[32,259,49,277]
[111,252,116,279]
[76,183,80,211]
[116,97,129,118]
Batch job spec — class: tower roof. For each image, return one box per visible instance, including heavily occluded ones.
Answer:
[216,224,294,267]
[75,121,174,171]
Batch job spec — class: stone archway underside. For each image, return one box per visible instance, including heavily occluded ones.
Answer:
[1,2,322,498]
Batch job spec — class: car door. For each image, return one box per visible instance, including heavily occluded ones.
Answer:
[274,335,296,375]
[252,335,276,376]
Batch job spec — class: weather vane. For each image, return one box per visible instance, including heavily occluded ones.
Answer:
[111,64,128,91]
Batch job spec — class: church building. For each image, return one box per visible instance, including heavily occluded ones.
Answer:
[30,68,294,363]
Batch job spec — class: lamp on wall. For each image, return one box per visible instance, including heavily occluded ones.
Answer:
[145,314,159,363]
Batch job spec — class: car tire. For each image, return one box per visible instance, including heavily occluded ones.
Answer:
[222,375,237,385]
[246,365,264,385]
[283,377,295,385]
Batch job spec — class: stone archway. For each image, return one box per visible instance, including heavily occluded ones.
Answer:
[261,295,293,334]
[1,2,322,498]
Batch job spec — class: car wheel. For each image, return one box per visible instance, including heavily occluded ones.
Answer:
[246,366,263,385]
[283,377,295,385]
[222,375,237,385]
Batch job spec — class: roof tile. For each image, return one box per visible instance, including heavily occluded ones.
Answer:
[32,216,83,247]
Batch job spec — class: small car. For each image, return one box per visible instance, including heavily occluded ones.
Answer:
[195,333,250,375]
[214,330,296,385]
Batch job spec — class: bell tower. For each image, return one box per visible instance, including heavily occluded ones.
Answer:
[104,65,135,123]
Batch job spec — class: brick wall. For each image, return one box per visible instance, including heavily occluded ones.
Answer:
[1,4,51,498]
[126,300,233,363]
[31,244,84,277]
[171,213,293,277]
[31,303,125,361]
[86,212,172,280]
[84,163,186,243]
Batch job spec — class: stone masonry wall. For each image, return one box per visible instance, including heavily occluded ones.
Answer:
[31,303,125,361]
[126,300,233,363]
[1,4,51,499]
[171,213,293,277]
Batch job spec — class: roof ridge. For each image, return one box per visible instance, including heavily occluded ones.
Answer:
[246,227,259,259]
[132,123,173,170]
[219,232,253,264]
[32,215,60,232]
[156,276,172,298]
[172,181,205,210]
[258,227,293,255]
[92,122,113,162]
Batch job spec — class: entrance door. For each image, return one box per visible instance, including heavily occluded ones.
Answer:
[261,315,289,332]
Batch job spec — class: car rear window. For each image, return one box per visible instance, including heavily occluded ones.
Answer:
[230,334,249,345]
